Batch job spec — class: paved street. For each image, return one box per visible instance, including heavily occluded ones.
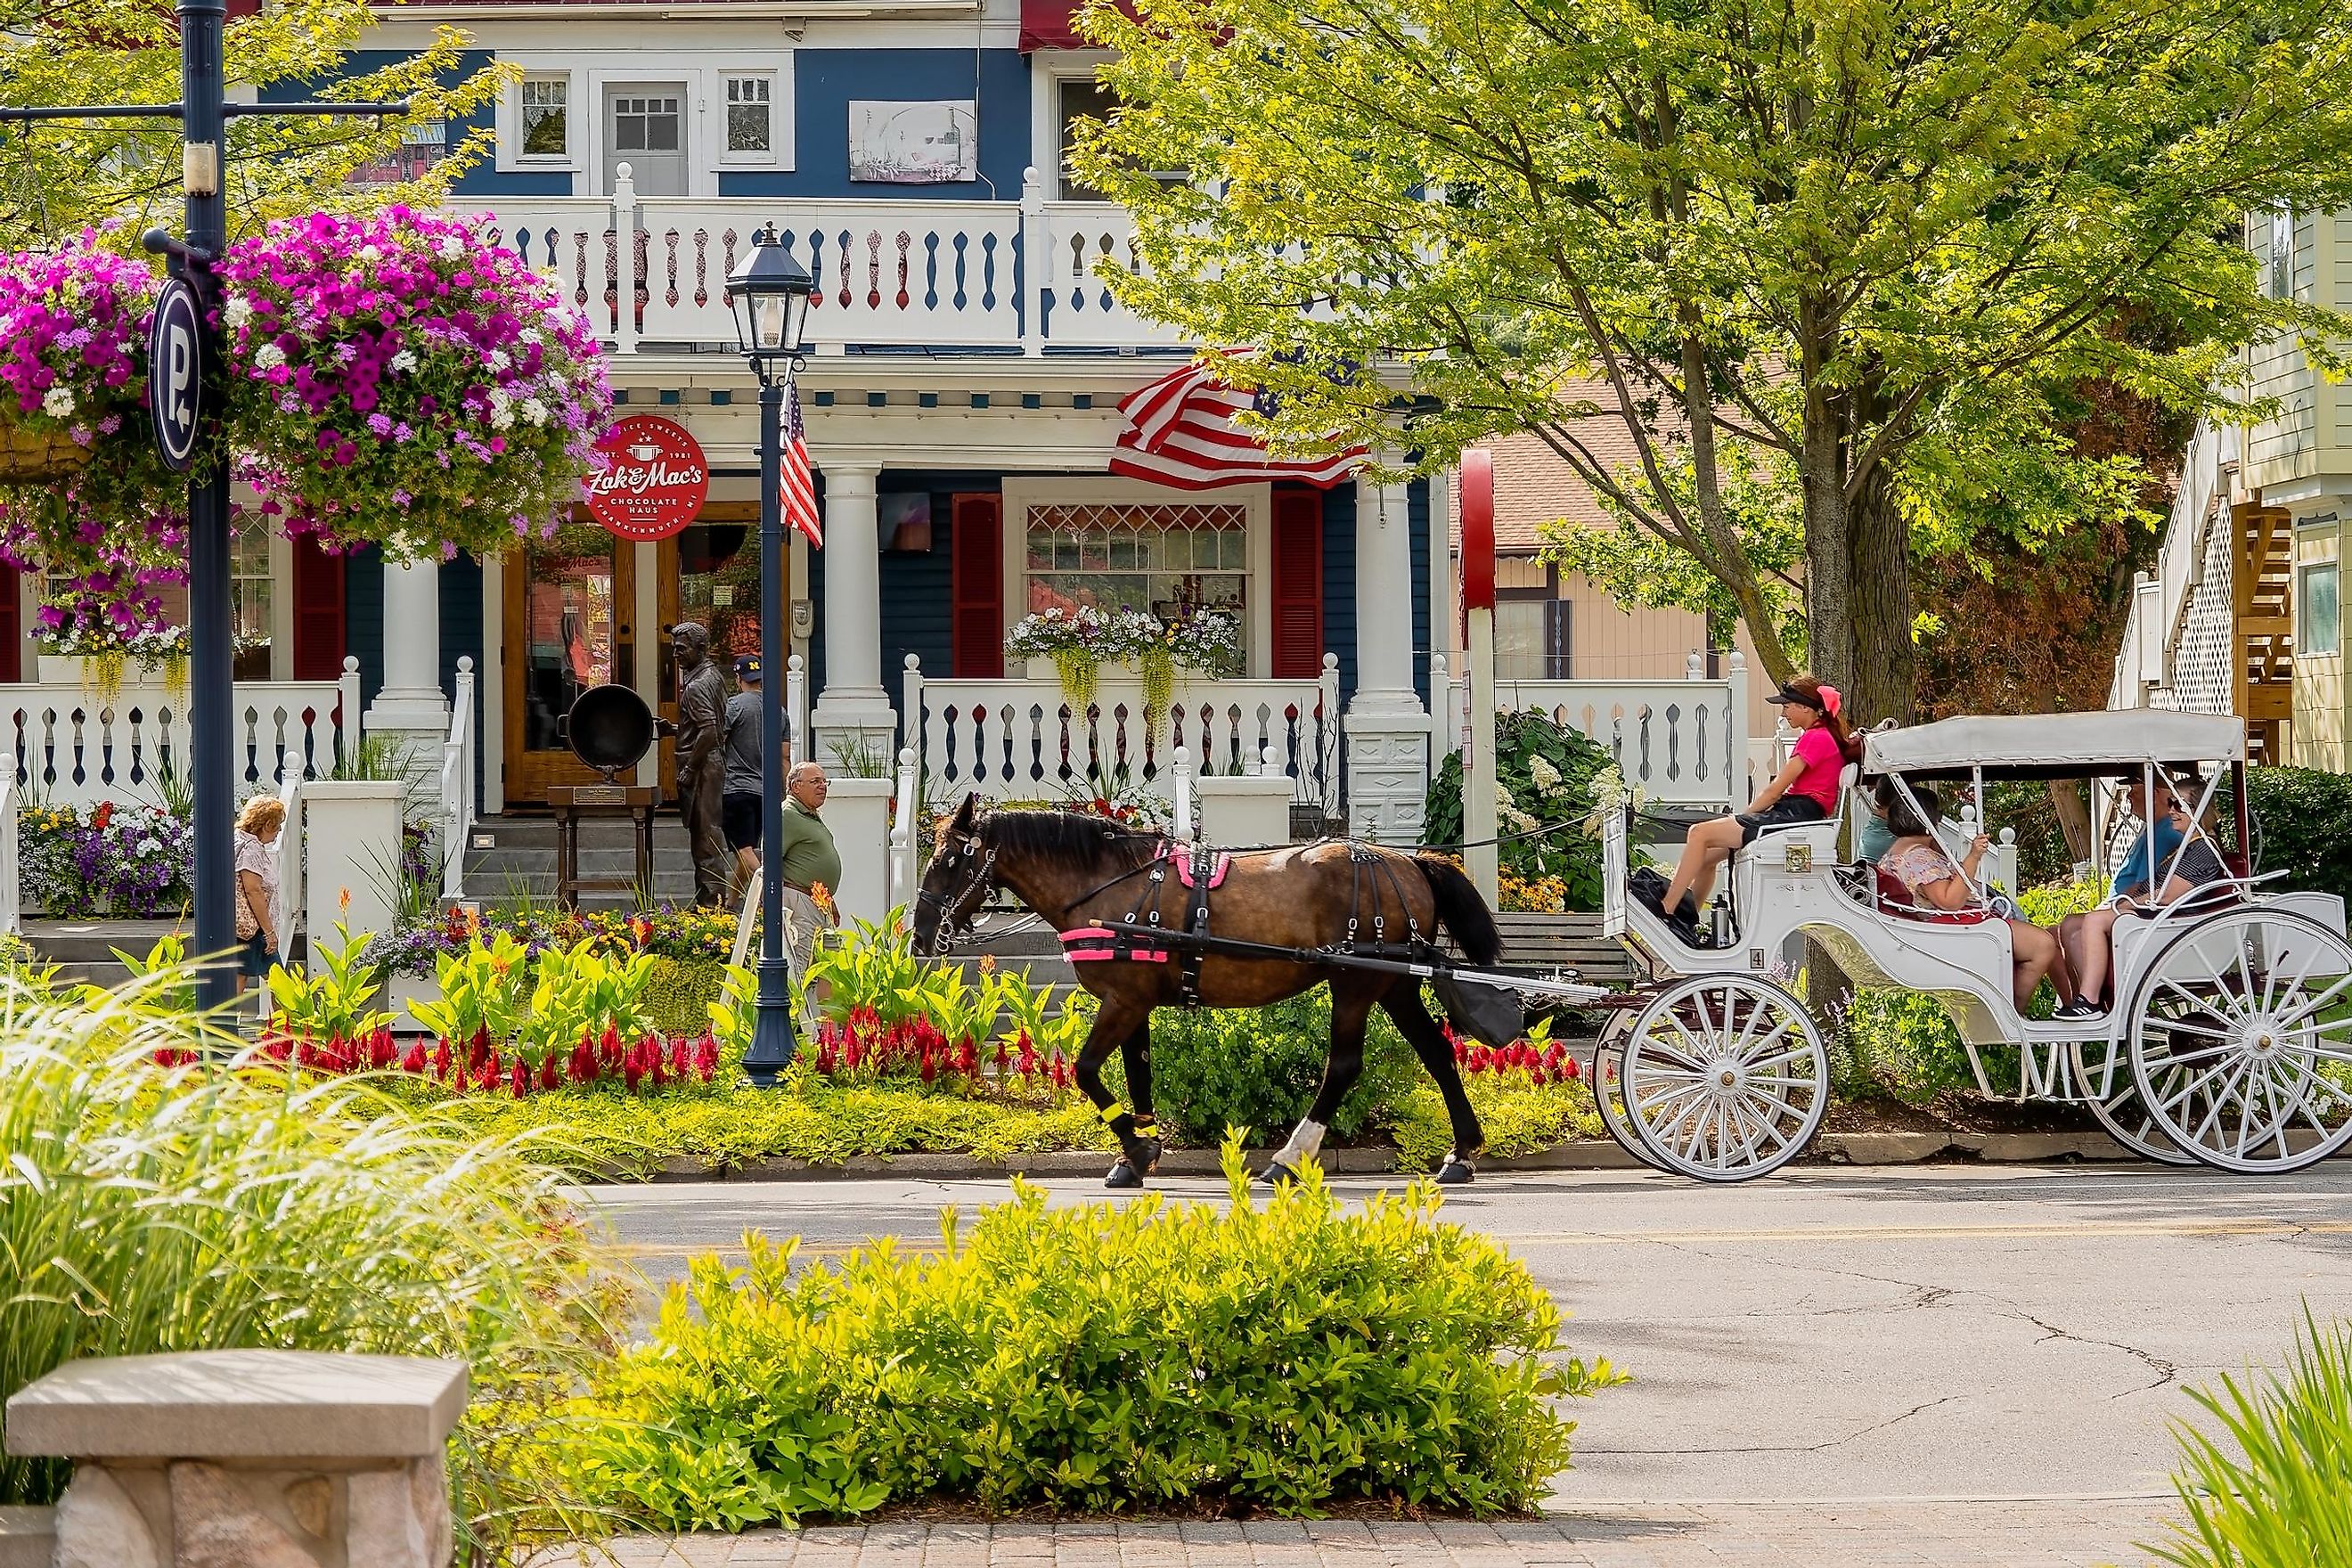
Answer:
[583,1164,2352,1563]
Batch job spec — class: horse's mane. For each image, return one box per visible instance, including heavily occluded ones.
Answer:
[979,808,1162,874]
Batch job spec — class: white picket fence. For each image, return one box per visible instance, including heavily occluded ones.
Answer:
[1,659,363,812]
[1434,650,1753,810]
[436,657,478,900]
[902,653,1344,813]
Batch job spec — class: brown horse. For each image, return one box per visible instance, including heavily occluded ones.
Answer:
[911,798,1506,1188]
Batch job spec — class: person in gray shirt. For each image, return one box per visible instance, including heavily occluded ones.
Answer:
[721,655,767,897]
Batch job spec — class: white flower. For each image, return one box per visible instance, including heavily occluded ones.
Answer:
[520,397,548,426]
[252,343,287,372]
[486,349,510,373]
[1529,755,1564,796]
[519,328,543,346]
[486,388,515,430]
[388,349,419,375]
[357,244,382,264]
[437,234,465,260]
[1494,781,1515,806]
[40,386,73,419]
[137,836,162,856]
[223,298,252,331]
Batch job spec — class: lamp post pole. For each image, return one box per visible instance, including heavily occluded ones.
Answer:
[747,374,796,1082]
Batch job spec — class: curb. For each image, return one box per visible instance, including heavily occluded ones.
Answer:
[619,1129,2134,1183]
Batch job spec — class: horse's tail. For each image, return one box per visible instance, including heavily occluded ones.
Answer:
[1413,853,1503,966]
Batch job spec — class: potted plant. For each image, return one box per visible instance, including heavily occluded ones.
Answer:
[216,206,615,561]
[35,620,190,697]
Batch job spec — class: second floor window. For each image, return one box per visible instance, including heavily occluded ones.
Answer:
[521,78,568,158]
[726,76,772,155]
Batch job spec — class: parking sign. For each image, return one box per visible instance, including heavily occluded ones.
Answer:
[148,276,203,472]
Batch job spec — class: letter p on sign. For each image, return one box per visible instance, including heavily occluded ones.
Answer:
[147,276,203,473]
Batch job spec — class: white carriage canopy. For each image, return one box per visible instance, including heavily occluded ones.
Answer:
[1862,711,2247,781]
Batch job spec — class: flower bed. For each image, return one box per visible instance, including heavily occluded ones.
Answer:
[19,800,193,918]
[549,1148,1615,1526]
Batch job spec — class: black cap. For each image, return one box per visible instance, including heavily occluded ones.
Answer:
[1768,685,1819,708]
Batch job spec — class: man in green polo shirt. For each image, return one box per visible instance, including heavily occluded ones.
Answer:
[775,760,843,991]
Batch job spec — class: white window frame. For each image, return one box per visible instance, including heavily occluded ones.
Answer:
[1000,475,1274,678]
[500,71,580,173]
[718,71,781,167]
[1029,49,1118,202]
[494,54,796,191]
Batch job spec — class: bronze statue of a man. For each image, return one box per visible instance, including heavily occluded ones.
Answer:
[665,622,734,906]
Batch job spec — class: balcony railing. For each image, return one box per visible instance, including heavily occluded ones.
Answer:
[473,167,1183,356]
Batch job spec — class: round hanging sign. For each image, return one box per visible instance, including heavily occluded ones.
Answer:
[148,275,205,473]
[586,414,709,541]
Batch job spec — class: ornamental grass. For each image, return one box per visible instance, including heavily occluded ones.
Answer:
[0,968,631,1562]
[555,1139,1616,1527]
[2150,1309,2352,1568]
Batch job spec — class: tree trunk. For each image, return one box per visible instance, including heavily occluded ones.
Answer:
[1844,472,1915,726]
[1799,388,1854,698]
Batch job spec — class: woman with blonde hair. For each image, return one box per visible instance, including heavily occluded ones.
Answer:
[233,794,285,996]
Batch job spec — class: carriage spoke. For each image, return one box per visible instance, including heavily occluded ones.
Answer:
[2187,1058,2251,1149]
[2274,969,2352,1032]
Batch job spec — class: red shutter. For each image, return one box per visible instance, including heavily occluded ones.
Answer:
[1270,486,1323,679]
[950,493,1005,678]
[290,535,347,682]
[0,567,19,682]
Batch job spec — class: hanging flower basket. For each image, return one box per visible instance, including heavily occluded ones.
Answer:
[217,207,615,560]
[0,234,189,634]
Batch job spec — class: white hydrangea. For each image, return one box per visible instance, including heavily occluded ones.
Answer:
[388,349,419,375]
[252,343,287,372]
[40,386,73,419]
[1529,754,1564,796]
[1494,780,1515,806]
[223,297,252,331]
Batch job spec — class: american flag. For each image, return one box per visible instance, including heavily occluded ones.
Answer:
[782,384,822,548]
[1108,359,1361,490]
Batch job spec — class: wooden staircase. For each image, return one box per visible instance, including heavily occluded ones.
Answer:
[2233,502,2295,763]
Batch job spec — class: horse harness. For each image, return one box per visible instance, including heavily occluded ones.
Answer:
[1062,838,1429,1007]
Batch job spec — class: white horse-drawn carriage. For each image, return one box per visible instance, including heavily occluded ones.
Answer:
[1594,710,2352,1180]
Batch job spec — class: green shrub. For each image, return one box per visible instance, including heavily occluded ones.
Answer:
[1146,986,1420,1145]
[1833,989,2010,1105]
[556,1143,1616,1526]
[2149,1311,2352,1568]
[644,955,731,1041]
[1385,1074,1603,1166]
[1424,712,1614,906]
[0,971,625,1561]
[2242,766,2352,904]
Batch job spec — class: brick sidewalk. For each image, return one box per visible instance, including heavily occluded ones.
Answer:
[592,1496,2179,1566]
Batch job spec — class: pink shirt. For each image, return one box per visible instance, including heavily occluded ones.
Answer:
[1787,724,1845,813]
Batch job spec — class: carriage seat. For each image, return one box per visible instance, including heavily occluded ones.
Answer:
[1870,865,1994,927]
[1738,763,1861,870]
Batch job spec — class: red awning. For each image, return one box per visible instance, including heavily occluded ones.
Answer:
[1020,0,1135,50]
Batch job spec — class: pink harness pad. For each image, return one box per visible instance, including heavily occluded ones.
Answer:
[1164,845,1231,888]
[1060,925,1170,963]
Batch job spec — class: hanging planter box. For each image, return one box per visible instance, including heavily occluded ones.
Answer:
[0,423,90,485]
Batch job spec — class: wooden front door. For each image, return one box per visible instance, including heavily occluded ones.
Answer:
[502,519,641,804]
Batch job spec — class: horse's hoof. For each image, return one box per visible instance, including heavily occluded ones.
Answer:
[1261,1161,1302,1188]
[1105,1157,1146,1190]
[1434,1159,1475,1186]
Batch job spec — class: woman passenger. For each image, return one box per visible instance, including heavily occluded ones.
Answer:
[1878,778,2070,1013]
[1638,674,1861,939]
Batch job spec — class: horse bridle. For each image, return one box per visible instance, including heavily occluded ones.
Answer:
[917,834,997,956]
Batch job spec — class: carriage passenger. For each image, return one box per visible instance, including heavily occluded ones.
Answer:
[1639,674,1862,940]
[1876,779,2072,1012]
[2054,772,2230,1019]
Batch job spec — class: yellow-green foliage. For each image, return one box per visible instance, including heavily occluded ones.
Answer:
[1385,1076,1604,1168]
[554,1143,1616,1527]
[409,1074,1113,1177]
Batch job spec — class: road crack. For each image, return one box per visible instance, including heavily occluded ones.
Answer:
[1586,1394,1964,1457]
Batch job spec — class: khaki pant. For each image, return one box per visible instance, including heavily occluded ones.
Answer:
[778,885,831,989]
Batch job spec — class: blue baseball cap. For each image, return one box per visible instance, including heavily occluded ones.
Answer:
[734,656,761,681]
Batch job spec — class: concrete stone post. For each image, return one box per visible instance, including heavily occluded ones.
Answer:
[808,464,896,769]
[363,555,448,786]
[1345,475,1431,843]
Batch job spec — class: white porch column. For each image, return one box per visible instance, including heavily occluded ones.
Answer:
[807,464,896,769]
[1345,475,1431,843]
[362,554,448,782]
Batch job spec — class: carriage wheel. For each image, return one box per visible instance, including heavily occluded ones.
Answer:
[1621,975,1829,1181]
[2125,908,2352,1174]
[2068,1037,2195,1166]
[1588,1033,1666,1171]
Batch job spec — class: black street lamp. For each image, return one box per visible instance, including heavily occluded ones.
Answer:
[723,224,816,1085]
[0,0,402,1015]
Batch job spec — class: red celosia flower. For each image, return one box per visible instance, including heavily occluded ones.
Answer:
[539,1053,560,1090]
[510,1059,530,1098]
[400,1041,427,1074]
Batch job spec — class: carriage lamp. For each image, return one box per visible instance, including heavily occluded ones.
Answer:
[725,225,816,384]
[726,226,818,1084]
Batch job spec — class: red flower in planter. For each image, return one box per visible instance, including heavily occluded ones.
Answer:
[510,1059,530,1098]
[400,1041,427,1074]
[538,1053,561,1091]
[569,1035,598,1085]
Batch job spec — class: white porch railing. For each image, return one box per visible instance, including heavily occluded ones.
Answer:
[903,653,1343,812]
[474,167,1174,355]
[1,659,363,811]
[1434,649,1752,811]
[437,656,478,900]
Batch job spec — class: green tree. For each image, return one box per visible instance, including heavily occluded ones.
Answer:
[1072,0,2352,722]
[0,0,502,247]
